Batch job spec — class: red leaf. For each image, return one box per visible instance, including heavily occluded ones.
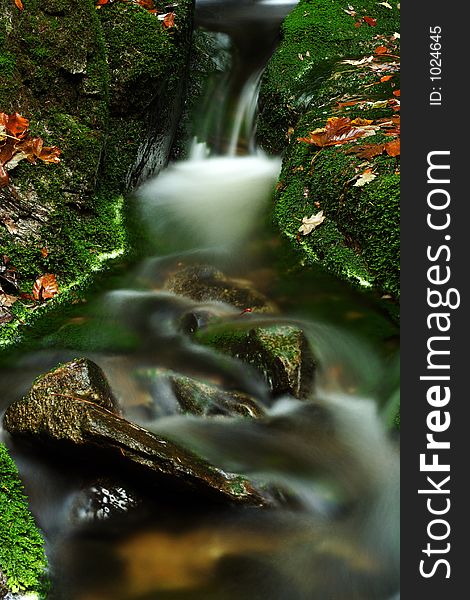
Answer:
[354,21,362,28]
[363,16,377,26]
[375,46,388,55]
[14,0,24,10]
[384,138,400,157]
[6,112,29,138]
[380,75,393,83]
[393,89,401,97]
[96,0,109,5]
[32,274,59,301]
[136,0,155,8]
[163,11,175,28]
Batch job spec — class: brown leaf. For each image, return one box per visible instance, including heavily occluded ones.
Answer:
[384,138,400,157]
[136,0,155,8]
[41,247,49,258]
[347,143,385,159]
[298,117,378,148]
[5,112,29,138]
[33,273,59,301]
[363,16,377,26]
[162,12,175,28]
[0,292,18,308]
[393,89,400,97]
[375,46,388,55]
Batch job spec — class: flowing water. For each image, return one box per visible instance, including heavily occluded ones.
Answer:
[0,1,399,599]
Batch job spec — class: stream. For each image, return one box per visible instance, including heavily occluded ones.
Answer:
[0,1,399,599]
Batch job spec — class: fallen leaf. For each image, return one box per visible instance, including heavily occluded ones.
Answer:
[0,292,17,308]
[32,273,59,301]
[0,256,19,293]
[347,143,385,159]
[0,308,14,325]
[375,46,388,55]
[354,20,362,27]
[298,211,326,235]
[14,0,24,11]
[298,117,379,148]
[136,0,155,8]
[363,16,377,26]
[40,247,49,258]
[393,32,400,39]
[378,2,392,8]
[384,138,400,156]
[354,168,377,187]
[1,216,18,235]
[380,75,393,82]
[96,0,110,5]
[393,89,400,97]
[159,11,176,28]
[343,5,356,16]
[342,56,374,66]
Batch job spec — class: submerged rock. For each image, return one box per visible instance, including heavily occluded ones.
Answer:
[164,265,276,312]
[3,359,268,507]
[197,324,316,399]
[169,374,265,418]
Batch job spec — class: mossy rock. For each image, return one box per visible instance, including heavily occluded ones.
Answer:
[0,0,194,346]
[0,443,48,597]
[257,0,400,301]
[196,324,316,399]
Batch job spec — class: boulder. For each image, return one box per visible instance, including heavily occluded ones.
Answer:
[257,0,400,301]
[0,0,195,343]
[3,359,269,507]
[164,265,276,312]
[196,324,316,399]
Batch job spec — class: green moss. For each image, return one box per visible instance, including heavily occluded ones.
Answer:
[0,0,194,346]
[0,443,48,596]
[257,0,400,300]
[258,0,400,153]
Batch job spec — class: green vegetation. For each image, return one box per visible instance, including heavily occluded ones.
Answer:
[257,0,400,302]
[0,0,194,346]
[0,443,48,597]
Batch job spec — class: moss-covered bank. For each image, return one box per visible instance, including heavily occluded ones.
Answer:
[0,0,194,346]
[0,443,48,597]
[257,0,400,301]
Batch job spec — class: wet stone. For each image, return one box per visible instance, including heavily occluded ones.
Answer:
[197,324,316,399]
[3,359,269,507]
[164,265,276,312]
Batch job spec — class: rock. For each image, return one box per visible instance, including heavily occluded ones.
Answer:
[0,443,48,598]
[3,360,269,507]
[197,324,316,399]
[257,0,400,301]
[169,374,265,418]
[0,0,195,344]
[164,265,276,312]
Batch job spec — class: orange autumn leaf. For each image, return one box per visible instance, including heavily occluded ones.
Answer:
[347,143,385,159]
[136,0,155,8]
[384,138,400,157]
[363,15,377,26]
[375,46,388,55]
[380,75,393,83]
[40,247,49,258]
[393,89,401,97]
[4,112,29,139]
[32,273,59,301]
[298,117,378,148]
[96,0,110,5]
[162,11,176,28]
[14,0,24,10]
